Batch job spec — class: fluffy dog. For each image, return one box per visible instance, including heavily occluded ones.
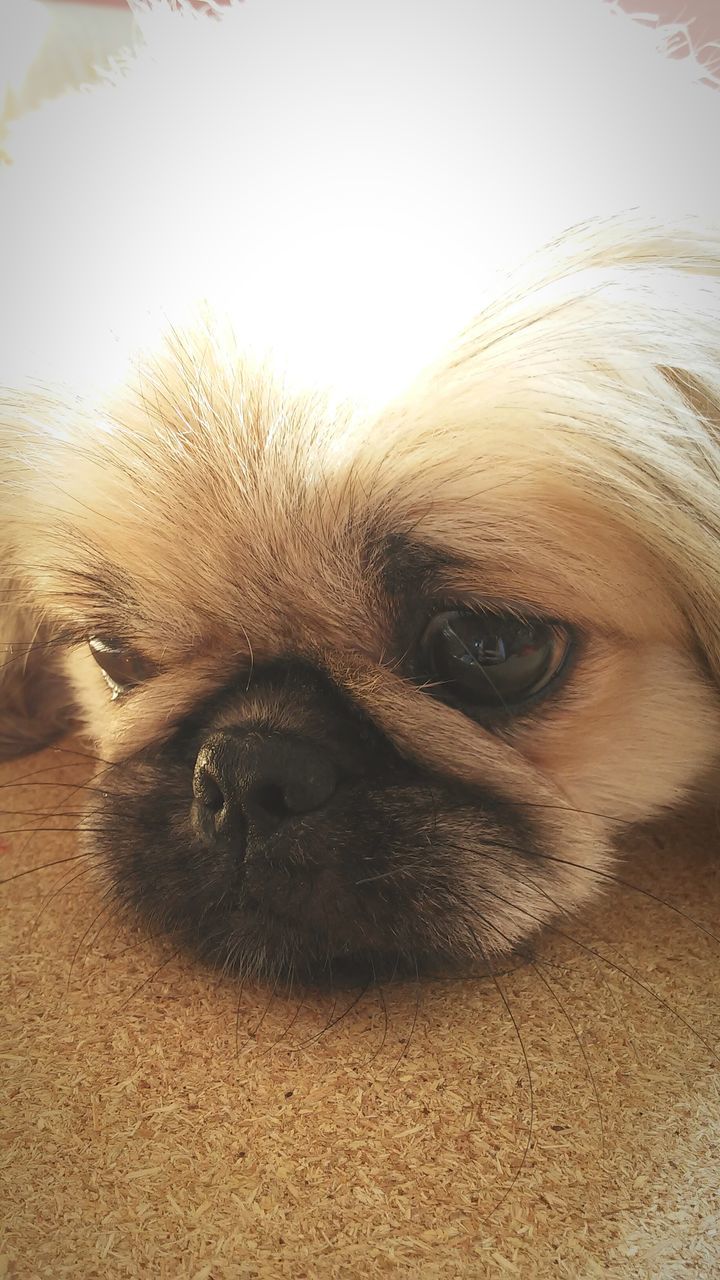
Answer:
[1,0,719,983]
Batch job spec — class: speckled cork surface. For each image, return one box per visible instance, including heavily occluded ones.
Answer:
[1,741,718,1279]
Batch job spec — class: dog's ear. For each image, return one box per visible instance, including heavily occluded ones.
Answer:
[659,366,720,687]
[0,391,79,759]
[0,570,76,761]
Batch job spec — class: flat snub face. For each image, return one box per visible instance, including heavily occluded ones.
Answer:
[20,361,720,984]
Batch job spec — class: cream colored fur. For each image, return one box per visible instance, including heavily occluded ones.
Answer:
[1,0,719,955]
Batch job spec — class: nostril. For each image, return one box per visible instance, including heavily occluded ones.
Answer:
[193,767,225,815]
[203,777,225,815]
[193,732,339,845]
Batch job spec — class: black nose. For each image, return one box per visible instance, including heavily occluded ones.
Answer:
[193,732,338,841]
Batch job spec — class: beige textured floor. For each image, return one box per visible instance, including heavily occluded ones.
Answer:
[1,740,718,1278]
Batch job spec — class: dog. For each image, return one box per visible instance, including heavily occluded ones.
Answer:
[1,0,719,984]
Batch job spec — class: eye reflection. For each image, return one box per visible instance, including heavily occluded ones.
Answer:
[419,610,571,710]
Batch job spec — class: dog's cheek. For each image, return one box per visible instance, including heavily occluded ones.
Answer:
[63,645,116,745]
[517,643,720,823]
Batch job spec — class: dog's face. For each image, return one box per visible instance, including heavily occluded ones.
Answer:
[12,311,720,984]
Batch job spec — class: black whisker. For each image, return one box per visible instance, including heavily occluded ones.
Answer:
[242,971,282,1046]
[383,957,422,1081]
[295,980,372,1051]
[29,863,97,933]
[118,948,183,1010]
[475,936,535,1219]
[435,832,720,952]
[66,891,119,993]
[101,924,170,962]
[1,851,92,886]
[528,847,720,949]
[446,878,607,1157]
[0,810,89,819]
[362,967,391,1070]
[234,973,249,1062]
[265,970,306,1054]
[530,957,605,1157]
[456,866,719,1066]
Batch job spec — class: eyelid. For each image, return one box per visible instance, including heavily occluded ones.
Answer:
[88,635,156,694]
[55,624,136,649]
[424,599,562,627]
[415,603,569,663]
[88,635,125,653]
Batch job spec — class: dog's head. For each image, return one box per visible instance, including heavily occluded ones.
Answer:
[3,0,720,985]
[5,218,720,984]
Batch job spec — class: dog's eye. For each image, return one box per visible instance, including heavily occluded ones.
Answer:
[88,637,153,698]
[419,611,571,711]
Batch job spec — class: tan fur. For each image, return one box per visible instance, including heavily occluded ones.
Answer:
[1,0,719,964]
[0,584,74,759]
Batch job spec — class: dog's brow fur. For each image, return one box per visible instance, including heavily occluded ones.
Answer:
[369,533,464,602]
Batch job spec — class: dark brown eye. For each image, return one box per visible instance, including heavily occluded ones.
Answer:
[88,637,153,696]
[419,610,571,712]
